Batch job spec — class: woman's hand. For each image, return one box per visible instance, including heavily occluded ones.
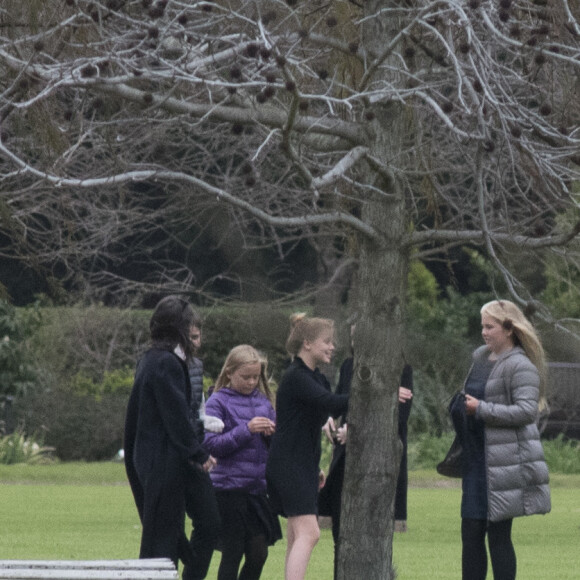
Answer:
[319,469,326,489]
[398,386,413,404]
[336,424,348,445]
[322,416,336,443]
[202,456,217,472]
[248,416,276,435]
[465,394,480,416]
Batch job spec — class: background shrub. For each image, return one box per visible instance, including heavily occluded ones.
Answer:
[30,306,151,386]
[17,368,134,461]
[407,432,456,471]
[199,304,291,381]
[16,303,293,460]
[0,300,42,401]
[69,367,135,398]
[407,432,580,474]
[0,430,55,465]
[9,291,579,461]
[17,306,144,460]
[31,304,292,387]
[542,435,580,474]
[19,389,127,461]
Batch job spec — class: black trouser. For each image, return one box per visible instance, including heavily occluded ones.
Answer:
[461,518,516,580]
[182,467,221,580]
[215,491,268,580]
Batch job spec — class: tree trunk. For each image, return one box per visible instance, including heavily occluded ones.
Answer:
[337,160,407,580]
[337,4,409,578]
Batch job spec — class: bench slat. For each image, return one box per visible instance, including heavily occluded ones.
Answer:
[0,560,177,580]
[0,562,174,571]
[0,571,177,580]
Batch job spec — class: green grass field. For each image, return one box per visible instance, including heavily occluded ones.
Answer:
[1,464,578,579]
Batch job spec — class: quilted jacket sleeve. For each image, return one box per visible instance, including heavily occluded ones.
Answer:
[476,352,539,428]
[203,394,253,458]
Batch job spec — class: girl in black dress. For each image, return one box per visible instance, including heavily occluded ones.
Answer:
[266,313,348,580]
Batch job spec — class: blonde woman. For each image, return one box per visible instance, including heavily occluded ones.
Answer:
[204,345,280,580]
[266,314,348,580]
[458,300,550,580]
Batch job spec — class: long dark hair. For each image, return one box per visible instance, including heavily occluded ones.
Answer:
[149,295,196,360]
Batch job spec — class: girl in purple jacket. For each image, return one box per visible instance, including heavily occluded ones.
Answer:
[204,345,282,580]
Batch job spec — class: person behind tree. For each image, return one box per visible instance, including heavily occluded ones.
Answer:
[187,316,205,440]
[124,295,221,580]
[458,299,550,580]
[187,314,224,437]
[203,345,281,580]
[319,323,413,580]
[266,313,349,580]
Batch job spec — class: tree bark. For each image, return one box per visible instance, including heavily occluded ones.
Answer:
[337,6,411,577]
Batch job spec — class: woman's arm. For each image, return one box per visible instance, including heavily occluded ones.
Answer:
[476,360,540,427]
[152,354,209,465]
[294,369,349,416]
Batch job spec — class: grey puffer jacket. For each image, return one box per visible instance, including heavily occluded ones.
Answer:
[473,345,551,522]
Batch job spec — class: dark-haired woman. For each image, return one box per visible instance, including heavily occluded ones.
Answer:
[458,299,550,580]
[266,313,348,580]
[124,296,220,580]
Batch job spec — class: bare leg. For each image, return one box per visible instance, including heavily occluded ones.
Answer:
[285,515,320,580]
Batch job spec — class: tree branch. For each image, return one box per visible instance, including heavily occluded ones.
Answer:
[0,141,379,241]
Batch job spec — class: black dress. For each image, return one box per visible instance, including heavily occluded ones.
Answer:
[266,357,348,517]
[395,363,413,521]
[319,359,413,541]
[461,357,494,520]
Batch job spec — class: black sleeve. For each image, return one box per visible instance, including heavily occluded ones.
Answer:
[292,368,349,417]
[153,354,209,465]
[336,357,353,397]
[400,363,413,390]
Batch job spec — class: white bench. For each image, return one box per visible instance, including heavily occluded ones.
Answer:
[0,559,178,580]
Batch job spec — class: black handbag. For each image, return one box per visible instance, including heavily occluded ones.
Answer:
[436,391,466,478]
[436,435,463,478]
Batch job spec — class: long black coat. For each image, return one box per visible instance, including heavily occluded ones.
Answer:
[319,359,413,529]
[266,357,348,517]
[124,347,208,564]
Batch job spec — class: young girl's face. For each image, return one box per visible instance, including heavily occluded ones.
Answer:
[227,362,261,395]
[305,330,335,366]
[481,314,514,355]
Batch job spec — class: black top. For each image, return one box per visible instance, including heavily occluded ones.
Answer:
[266,357,348,517]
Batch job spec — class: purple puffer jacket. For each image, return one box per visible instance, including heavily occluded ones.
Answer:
[204,387,276,494]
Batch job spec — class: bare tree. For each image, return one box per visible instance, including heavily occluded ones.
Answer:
[1,1,579,577]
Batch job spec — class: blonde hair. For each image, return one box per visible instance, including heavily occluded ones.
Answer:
[481,300,548,410]
[285,312,334,356]
[214,344,274,401]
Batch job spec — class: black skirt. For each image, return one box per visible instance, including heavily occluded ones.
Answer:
[215,490,282,548]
